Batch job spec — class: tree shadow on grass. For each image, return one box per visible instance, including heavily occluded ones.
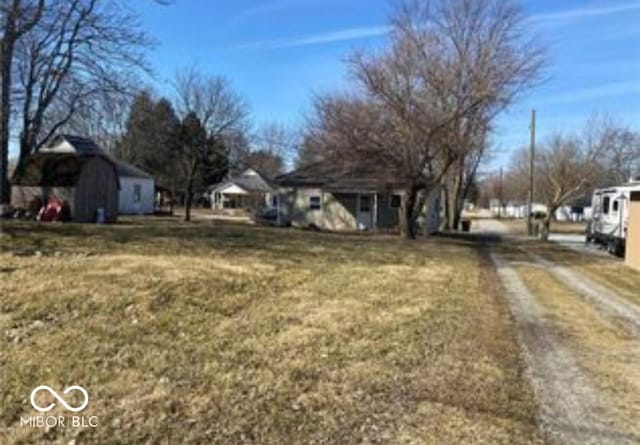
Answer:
[1,220,467,268]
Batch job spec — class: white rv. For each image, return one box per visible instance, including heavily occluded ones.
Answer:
[587,179,640,256]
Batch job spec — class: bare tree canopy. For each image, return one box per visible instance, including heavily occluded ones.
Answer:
[584,114,640,185]
[537,133,601,231]
[488,114,640,238]
[172,66,250,221]
[0,0,45,203]
[174,66,249,139]
[306,0,545,238]
[239,122,297,178]
[11,0,152,167]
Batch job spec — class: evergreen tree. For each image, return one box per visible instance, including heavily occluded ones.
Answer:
[115,92,181,211]
[198,136,229,190]
[113,90,156,167]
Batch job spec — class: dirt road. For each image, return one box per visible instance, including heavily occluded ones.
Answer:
[474,219,640,444]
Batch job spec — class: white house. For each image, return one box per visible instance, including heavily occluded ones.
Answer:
[114,161,155,214]
[555,205,590,222]
[210,169,275,212]
[275,160,443,233]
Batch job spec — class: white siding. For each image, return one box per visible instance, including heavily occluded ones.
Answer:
[118,177,155,214]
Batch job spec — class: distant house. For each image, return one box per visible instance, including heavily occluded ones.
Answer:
[275,160,442,233]
[554,197,591,222]
[210,168,276,212]
[11,134,119,222]
[114,160,155,215]
[490,201,552,219]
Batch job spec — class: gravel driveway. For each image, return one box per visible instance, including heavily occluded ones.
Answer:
[474,218,640,444]
[490,253,631,445]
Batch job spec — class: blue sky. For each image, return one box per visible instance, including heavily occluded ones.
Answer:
[133,0,640,169]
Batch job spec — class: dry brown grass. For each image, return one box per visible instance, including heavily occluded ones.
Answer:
[496,219,586,236]
[514,264,640,439]
[1,218,541,444]
[524,241,640,306]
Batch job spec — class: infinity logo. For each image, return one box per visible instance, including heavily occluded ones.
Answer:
[30,386,89,413]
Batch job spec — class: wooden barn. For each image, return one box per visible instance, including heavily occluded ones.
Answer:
[11,135,119,223]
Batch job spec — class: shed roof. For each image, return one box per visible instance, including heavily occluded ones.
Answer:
[38,134,154,180]
[113,159,154,179]
[11,152,117,187]
[39,134,104,155]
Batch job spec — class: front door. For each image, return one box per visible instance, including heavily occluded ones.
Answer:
[357,194,374,230]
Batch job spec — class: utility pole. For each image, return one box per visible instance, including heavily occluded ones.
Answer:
[498,166,504,219]
[527,109,536,235]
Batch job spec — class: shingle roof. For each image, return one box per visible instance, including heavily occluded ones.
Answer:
[38,134,154,180]
[276,159,404,191]
[39,134,104,155]
[210,169,274,193]
[11,152,115,187]
[113,159,154,179]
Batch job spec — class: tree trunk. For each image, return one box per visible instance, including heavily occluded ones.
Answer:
[183,166,196,222]
[540,214,551,241]
[400,187,419,239]
[441,184,451,231]
[444,160,464,231]
[184,182,193,222]
[0,16,16,204]
[540,206,558,241]
[0,0,43,204]
[170,165,176,216]
[451,183,464,230]
[15,132,36,176]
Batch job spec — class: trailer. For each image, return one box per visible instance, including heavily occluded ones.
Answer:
[587,180,640,256]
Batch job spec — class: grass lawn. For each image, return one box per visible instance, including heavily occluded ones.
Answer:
[512,263,640,437]
[523,241,640,306]
[496,218,586,236]
[1,218,541,444]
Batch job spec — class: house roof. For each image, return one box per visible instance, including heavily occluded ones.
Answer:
[276,159,404,191]
[210,168,274,194]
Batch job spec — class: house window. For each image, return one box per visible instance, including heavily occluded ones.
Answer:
[612,200,619,213]
[389,194,401,209]
[309,196,321,210]
[133,184,142,203]
[602,196,610,215]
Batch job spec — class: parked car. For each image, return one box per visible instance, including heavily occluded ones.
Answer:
[256,207,289,227]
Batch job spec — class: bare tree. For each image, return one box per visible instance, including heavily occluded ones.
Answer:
[583,114,640,186]
[174,66,249,139]
[442,115,491,229]
[46,85,133,154]
[309,0,544,238]
[535,132,603,239]
[0,0,44,203]
[240,122,297,177]
[12,0,151,174]
[173,67,250,220]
